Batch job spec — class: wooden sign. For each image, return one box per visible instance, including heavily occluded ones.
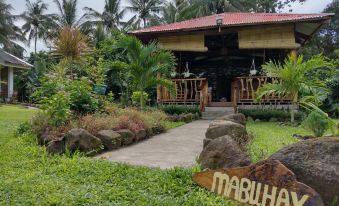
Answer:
[193,160,323,206]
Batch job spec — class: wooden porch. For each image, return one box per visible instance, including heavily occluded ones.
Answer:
[157,76,292,111]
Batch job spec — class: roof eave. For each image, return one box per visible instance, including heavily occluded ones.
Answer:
[129,14,334,36]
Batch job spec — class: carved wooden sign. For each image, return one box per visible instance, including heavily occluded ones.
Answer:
[193,160,323,206]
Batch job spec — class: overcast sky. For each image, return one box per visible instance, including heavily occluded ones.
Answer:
[6,0,333,55]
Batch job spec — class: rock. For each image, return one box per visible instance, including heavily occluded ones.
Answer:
[198,135,251,170]
[203,138,212,148]
[186,113,195,122]
[255,119,261,122]
[269,117,278,122]
[46,140,65,155]
[247,116,254,122]
[205,120,249,147]
[135,129,147,141]
[116,129,135,145]
[216,113,246,125]
[38,133,55,146]
[194,113,200,120]
[64,128,103,155]
[146,128,153,137]
[151,124,165,135]
[167,114,179,122]
[270,137,339,206]
[97,130,122,150]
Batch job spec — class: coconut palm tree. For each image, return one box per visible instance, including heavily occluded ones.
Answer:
[83,0,125,31]
[256,55,332,123]
[126,0,163,28]
[162,0,192,23]
[114,35,176,108]
[20,0,56,54]
[188,0,248,17]
[53,0,85,28]
[0,0,25,52]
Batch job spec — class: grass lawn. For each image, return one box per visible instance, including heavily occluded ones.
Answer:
[0,104,333,205]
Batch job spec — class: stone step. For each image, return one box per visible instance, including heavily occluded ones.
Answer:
[201,111,234,120]
[204,107,234,112]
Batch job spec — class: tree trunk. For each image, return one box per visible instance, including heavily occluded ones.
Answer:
[290,93,298,123]
[143,18,146,28]
[290,104,295,123]
[34,35,38,54]
[140,90,144,109]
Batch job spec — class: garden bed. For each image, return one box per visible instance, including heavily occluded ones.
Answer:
[24,105,185,156]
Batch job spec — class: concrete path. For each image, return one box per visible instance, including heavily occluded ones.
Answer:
[97,120,211,169]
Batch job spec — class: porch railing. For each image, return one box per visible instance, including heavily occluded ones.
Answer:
[157,78,208,111]
[232,76,292,106]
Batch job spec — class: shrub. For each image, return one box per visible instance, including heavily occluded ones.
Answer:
[131,91,149,107]
[239,109,303,122]
[76,114,117,135]
[40,91,71,127]
[302,111,330,137]
[16,122,32,136]
[159,105,200,115]
[75,108,167,135]
[66,78,99,114]
[31,112,53,136]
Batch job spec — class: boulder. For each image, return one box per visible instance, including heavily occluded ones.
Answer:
[198,135,251,170]
[97,130,122,150]
[46,140,65,155]
[205,120,249,147]
[270,137,339,206]
[269,117,278,122]
[216,113,246,125]
[64,128,103,155]
[135,129,147,141]
[116,129,135,145]
[151,124,165,135]
[203,138,212,148]
[38,133,55,146]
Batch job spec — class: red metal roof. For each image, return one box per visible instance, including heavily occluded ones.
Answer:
[130,12,333,34]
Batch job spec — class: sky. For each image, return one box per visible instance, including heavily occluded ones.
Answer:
[6,0,333,55]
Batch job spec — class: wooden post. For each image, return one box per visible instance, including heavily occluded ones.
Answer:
[156,73,161,103]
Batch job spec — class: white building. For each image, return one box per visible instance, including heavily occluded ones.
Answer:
[0,49,32,101]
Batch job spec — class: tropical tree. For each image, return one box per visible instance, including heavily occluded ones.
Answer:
[256,55,332,122]
[20,0,56,53]
[126,0,163,28]
[0,0,25,52]
[162,0,193,23]
[53,0,85,28]
[188,0,246,16]
[83,0,125,30]
[114,35,176,108]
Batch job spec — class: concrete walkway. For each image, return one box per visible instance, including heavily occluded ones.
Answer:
[97,120,211,169]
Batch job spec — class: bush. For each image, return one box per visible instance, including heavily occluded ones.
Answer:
[40,91,71,127]
[239,109,303,122]
[131,91,149,107]
[31,112,53,137]
[16,122,32,136]
[302,111,330,137]
[76,107,167,135]
[66,78,99,114]
[159,105,200,115]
